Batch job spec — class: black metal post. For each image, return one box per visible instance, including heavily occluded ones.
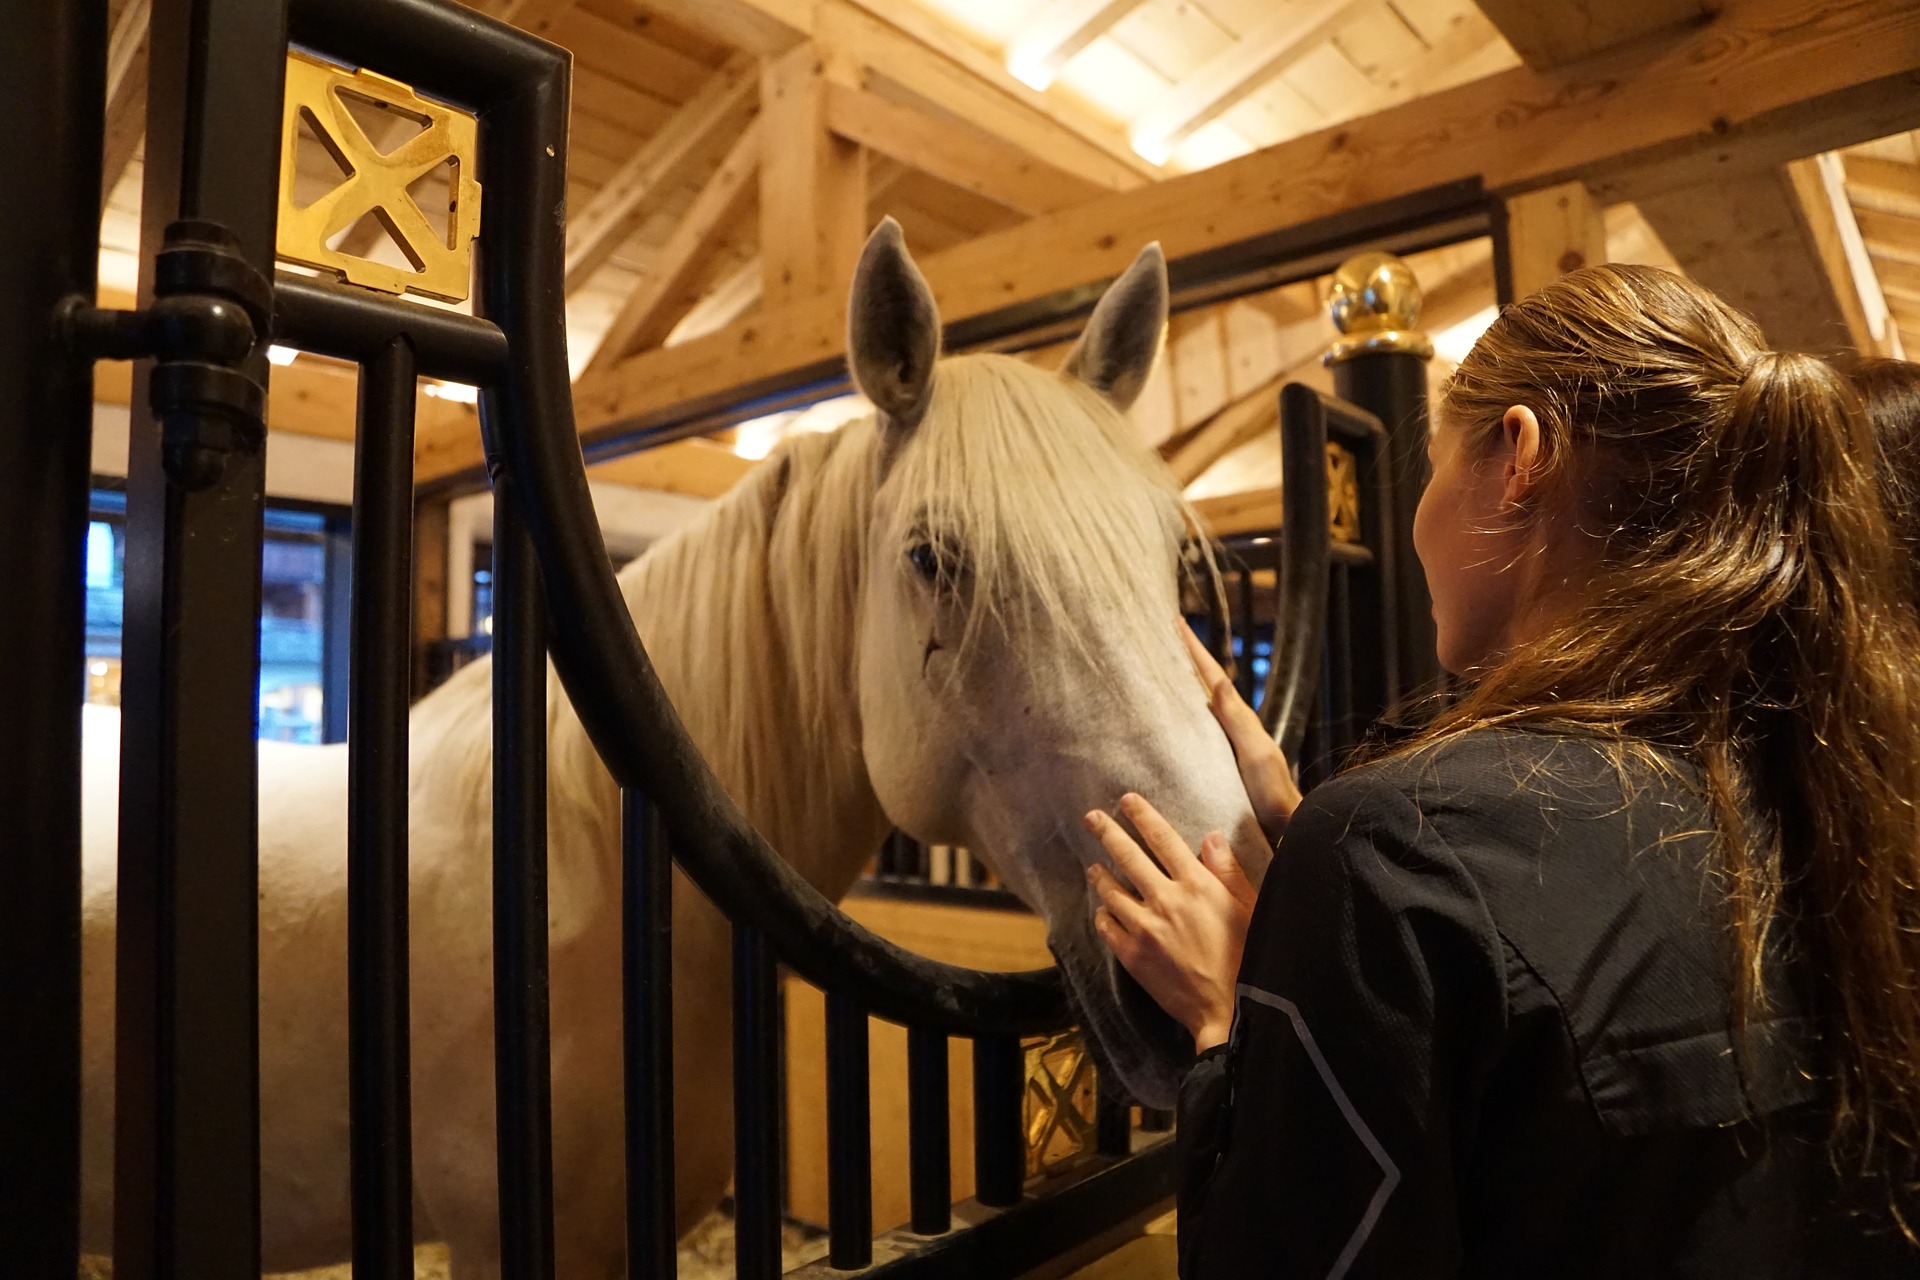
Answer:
[0,0,104,1269]
[907,1027,952,1236]
[349,337,418,1279]
[1094,1088,1131,1159]
[492,486,556,1280]
[113,0,286,1273]
[826,992,874,1268]
[1332,351,1434,695]
[622,788,677,1280]
[972,1038,1024,1208]
[733,925,784,1280]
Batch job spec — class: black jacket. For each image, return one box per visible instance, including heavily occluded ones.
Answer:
[1176,729,1913,1278]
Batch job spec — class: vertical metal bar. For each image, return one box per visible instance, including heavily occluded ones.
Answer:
[972,1037,1024,1208]
[113,0,285,1273]
[321,513,353,744]
[733,926,782,1280]
[348,338,417,1279]
[622,789,677,1280]
[1333,353,1434,695]
[1094,1083,1131,1159]
[825,993,873,1268]
[906,1027,951,1235]
[1235,569,1256,705]
[492,486,555,1280]
[0,0,104,1268]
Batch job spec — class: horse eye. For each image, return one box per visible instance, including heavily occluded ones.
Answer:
[907,541,940,582]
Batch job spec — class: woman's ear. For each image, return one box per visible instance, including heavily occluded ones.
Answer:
[1501,405,1545,510]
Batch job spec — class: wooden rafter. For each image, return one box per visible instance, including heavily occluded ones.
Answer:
[1129,0,1365,164]
[423,0,1920,485]
[585,437,752,497]
[1004,0,1149,91]
[564,53,758,294]
[760,43,867,308]
[1473,0,1712,69]
[1785,154,1899,355]
[585,118,762,374]
[821,81,1108,215]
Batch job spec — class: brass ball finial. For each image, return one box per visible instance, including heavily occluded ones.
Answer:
[1324,251,1434,364]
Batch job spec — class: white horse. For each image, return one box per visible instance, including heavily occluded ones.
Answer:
[78,220,1267,1277]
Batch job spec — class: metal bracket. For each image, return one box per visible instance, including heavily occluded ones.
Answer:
[59,219,272,490]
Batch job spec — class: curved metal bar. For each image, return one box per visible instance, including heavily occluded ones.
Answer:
[473,30,1069,1037]
[1262,383,1334,760]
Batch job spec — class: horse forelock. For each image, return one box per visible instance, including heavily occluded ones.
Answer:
[882,353,1198,680]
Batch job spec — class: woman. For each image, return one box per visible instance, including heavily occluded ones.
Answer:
[1086,266,1920,1277]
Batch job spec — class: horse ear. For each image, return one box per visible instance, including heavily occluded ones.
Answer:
[1061,243,1168,411]
[848,217,941,433]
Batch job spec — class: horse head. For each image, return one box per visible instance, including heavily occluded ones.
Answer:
[846,219,1269,1108]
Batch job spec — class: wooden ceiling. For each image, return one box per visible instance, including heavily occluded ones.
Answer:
[90,0,1920,504]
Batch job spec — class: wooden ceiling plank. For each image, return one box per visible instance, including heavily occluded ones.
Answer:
[1843,154,1920,213]
[1129,0,1365,163]
[1473,0,1712,70]
[1504,179,1607,297]
[565,53,757,293]
[1005,0,1153,91]
[422,0,1920,483]
[585,118,762,373]
[101,0,149,214]
[1857,208,1920,263]
[822,81,1107,216]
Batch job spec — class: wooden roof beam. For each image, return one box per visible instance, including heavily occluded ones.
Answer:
[1636,162,1880,355]
[1502,180,1607,298]
[564,53,758,294]
[431,0,1920,485]
[1005,0,1150,92]
[1473,0,1713,70]
[1785,153,1900,356]
[1129,0,1365,165]
[584,117,762,374]
[760,43,867,308]
[821,81,1111,215]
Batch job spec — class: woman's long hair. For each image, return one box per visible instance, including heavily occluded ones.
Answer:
[1416,264,1920,1224]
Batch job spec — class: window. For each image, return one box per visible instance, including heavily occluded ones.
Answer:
[84,488,352,743]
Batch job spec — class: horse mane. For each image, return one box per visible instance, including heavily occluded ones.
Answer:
[405,350,1198,927]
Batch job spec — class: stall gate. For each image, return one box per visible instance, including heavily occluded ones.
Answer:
[0,0,1433,1274]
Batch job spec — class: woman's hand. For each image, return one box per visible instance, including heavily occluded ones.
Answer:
[1182,621,1301,845]
[1085,793,1256,1054]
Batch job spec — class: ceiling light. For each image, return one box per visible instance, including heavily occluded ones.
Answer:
[267,344,300,366]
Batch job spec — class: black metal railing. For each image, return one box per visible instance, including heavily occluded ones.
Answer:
[2,0,1433,1273]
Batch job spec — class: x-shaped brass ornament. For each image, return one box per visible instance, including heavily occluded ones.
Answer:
[276,52,481,302]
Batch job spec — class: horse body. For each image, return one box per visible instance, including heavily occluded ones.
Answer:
[77,226,1266,1278]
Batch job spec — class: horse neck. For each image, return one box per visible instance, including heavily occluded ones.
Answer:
[585,423,893,897]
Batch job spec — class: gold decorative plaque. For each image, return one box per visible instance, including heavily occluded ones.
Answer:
[277,51,481,302]
[1327,443,1361,544]
[1023,1030,1099,1178]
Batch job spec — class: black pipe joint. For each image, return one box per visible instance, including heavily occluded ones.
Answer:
[58,218,272,490]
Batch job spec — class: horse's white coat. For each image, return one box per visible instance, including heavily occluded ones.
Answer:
[77,238,1265,1277]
